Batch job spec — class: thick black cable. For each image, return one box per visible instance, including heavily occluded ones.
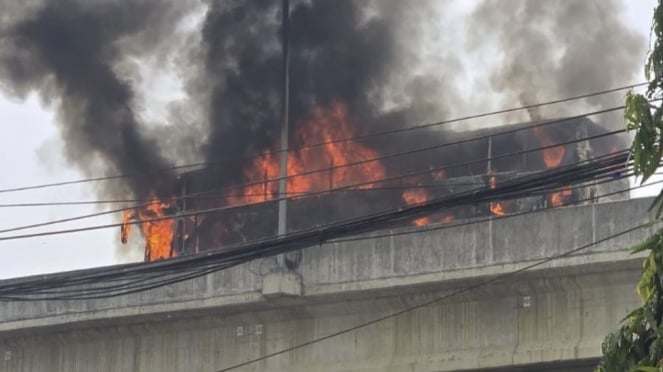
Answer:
[0,148,631,292]
[333,173,648,244]
[0,162,645,303]
[0,82,644,195]
[0,173,637,299]
[0,182,492,208]
[0,152,632,298]
[0,128,628,236]
[0,148,632,296]
[216,219,655,371]
[3,171,642,299]
[0,105,632,235]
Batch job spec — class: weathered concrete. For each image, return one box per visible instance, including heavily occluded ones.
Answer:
[0,198,656,371]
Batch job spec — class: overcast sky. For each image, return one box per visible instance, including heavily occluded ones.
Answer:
[0,0,658,279]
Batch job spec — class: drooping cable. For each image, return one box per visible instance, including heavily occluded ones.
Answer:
[0,82,644,195]
[0,127,628,235]
[0,150,635,299]
[216,218,656,371]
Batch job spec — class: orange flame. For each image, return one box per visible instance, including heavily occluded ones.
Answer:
[120,211,132,244]
[228,103,387,204]
[533,127,565,168]
[402,188,431,226]
[401,170,453,226]
[490,202,505,216]
[121,194,175,261]
[490,176,513,216]
[532,126,573,208]
[550,188,572,207]
[488,175,506,216]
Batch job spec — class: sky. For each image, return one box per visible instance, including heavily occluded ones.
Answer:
[0,0,659,279]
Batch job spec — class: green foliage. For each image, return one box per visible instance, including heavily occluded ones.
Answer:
[627,0,663,186]
[596,232,663,372]
[646,3,663,97]
[596,2,663,371]
[626,92,662,186]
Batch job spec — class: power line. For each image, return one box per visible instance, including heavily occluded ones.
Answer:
[8,167,657,209]
[0,130,627,236]
[0,182,518,208]
[184,105,631,199]
[0,82,644,195]
[0,152,626,294]
[0,101,638,236]
[216,219,655,371]
[0,152,632,299]
[0,171,646,299]
[332,174,651,244]
[0,176,634,299]
[3,170,644,300]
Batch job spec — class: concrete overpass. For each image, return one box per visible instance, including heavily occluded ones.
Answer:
[0,197,656,371]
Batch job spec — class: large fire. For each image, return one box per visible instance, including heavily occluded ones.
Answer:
[122,103,398,260]
[400,171,455,226]
[533,126,565,168]
[227,103,387,204]
[401,187,431,226]
[488,175,517,216]
[121,106,587,261]
[488,175,506,216]
[121,194,175,261]
[550,187,572,207]
[532,125,572,207]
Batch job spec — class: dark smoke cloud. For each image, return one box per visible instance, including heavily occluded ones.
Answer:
[0,0,643,257]
[0,0,463,200]
[467,0,645,122]
[0,0,643,213]
[188,0,460,188]
[0,0,190,199]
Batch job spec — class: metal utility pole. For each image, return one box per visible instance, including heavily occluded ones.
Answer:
[276,0,290,268]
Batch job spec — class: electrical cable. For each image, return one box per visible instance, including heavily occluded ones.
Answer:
[4,171,643,299]
[0,127,628,236]
[0,158,621,298]
[0,148,633,296]
[333,173,653,244]
[216,218,657,371]
[0,103,633,236]
[0,181,497,208]
[0,82,644,195]
[0,170,648,300]
[0,151,635,299]
[0,148,623,290]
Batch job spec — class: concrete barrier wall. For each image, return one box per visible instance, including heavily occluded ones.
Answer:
[301,197,654,286]
[0,266,641,372]
[0,198,655,328]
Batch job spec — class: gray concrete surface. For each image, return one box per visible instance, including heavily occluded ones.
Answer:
[0,198,656,371]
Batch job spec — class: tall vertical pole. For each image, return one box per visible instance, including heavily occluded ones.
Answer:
[486,135,492,175]
[276,0,290,268]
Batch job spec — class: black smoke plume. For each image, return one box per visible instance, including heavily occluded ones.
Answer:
[0,0,647,256]
[0,0,188,199]
[189,0,455,189]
